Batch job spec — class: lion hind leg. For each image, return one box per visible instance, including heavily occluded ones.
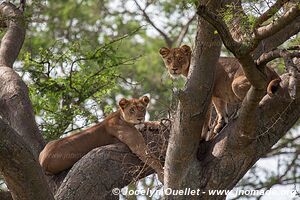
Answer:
[232,75,251,101]
[201,102,212,141]
[212,97,228,135]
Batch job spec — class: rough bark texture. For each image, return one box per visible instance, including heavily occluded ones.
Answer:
[0,191,13,200]
[0,2,52,200]
[54,121,170,200]
[164,0,222,191]
[1,1,300,200]
[0,119,53,200]
[51,73,299,200]
[252,15,300,59]
[0,2,45,158]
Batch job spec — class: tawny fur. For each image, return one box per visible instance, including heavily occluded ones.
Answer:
[39,96,164,181]
[159,45,281,140]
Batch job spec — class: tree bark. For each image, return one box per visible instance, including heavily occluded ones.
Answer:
[0,2,53,200]
[0,191,13,200]
[0,2,45,158]
[0,119,53,200]
[51,8,300,198]
[52,73,300,200]
[54,121,170,200]
[0,1,300,200]
[164,1,222,191]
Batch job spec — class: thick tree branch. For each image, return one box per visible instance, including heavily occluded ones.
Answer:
[56,144,147,200]
[257,49,300,66]
[51,73,300,200]
[54,121,169,199]
[0,191,13,200]
[0,2,50,198]
[284,55,299,99]
[235,87,265,145]
[197,3,297,145]
[197,5,244,55]
[252,16,300,59]
[164,0,222,193]
[197,5,267,89]
[0,2,26,68]
[253,0,290,29]
[0,119,54,200]
[0,0,45,156]
[255,4,300,41]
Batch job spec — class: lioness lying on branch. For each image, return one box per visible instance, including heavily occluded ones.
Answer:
[159,45,281,140]
[39,96,164,181]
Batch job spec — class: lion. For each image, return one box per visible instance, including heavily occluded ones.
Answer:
[39,96,164,181]
[159,45,281,140]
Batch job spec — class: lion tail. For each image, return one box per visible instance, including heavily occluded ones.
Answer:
[267,78,281,96]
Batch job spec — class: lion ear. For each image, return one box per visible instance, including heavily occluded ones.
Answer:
[180,45,191,56]
[119,98,129,110]
[140,96,150,106]
[159,47,170,58]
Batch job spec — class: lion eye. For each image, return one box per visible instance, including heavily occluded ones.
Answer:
[129,108,135,113]
[178,57,183,61]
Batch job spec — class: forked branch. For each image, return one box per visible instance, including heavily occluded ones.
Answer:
[196,4,296,145]
[197,5,266,88]
[197,5,244,56]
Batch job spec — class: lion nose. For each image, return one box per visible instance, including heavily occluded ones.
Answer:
[172,68,178,73]
[137,118,144,122]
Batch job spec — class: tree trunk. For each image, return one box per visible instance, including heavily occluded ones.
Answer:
[1,1,300,200]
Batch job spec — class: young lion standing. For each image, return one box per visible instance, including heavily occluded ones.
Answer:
[39,96,164,181]
[159,45,281,140]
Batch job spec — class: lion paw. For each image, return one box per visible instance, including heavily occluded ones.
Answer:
[213,119,227,134]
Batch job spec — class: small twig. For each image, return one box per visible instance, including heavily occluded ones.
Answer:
[133,0,173,47]
[19,0,26,12]
[174,13,196,46]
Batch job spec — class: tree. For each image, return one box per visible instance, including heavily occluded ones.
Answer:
[0,0,300,200]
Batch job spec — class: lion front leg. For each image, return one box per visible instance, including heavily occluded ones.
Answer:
[114,127,164,183]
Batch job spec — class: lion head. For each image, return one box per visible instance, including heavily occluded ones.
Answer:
[118,96,150,124]
[159,45,192,78]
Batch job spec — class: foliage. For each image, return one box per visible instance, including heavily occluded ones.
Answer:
[7,0,300,199]
[22,38,135,140]
[16,0,192,140]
